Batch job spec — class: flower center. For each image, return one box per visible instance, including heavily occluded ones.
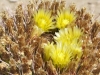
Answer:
[41,19,46,25]
[62,19,69,26]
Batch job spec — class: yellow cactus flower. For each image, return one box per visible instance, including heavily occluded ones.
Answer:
[50,43,71,68]
[56,10,75,29]
[43,42,71,68]
[54,26,83,58]
[34,9,54,32]
[54,26,82,45]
